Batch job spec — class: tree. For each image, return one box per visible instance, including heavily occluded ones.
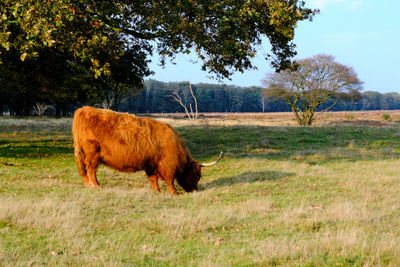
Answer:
[262,54,363,125]
[33,103,53,115]
[170,82,199,119]
[0,49,42,115]
[0,0,152,114]
[1,0,317,78]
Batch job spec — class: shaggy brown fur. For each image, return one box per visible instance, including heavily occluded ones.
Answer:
[72,106,204,195]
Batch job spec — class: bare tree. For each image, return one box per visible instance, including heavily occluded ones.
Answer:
[262,54,363,126]
[101,91,120,110]
[33,103,53,115]
[170,81,199,119]
[101,85,127,111]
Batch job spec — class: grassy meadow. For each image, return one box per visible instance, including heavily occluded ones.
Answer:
[1,111,400,266]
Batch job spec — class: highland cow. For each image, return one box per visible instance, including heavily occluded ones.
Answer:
[72,106,222,195]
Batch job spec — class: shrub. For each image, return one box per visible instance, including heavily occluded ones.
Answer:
[382,113,391,121]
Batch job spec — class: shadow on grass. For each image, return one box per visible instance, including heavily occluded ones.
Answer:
[200,171,294,190]
[1,125,399,163]
[0,139,72,158]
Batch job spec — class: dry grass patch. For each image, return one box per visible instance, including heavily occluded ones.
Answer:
[152,110,400,127]
[0,196,82,231]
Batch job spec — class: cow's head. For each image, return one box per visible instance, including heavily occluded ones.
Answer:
[177,152,223,192]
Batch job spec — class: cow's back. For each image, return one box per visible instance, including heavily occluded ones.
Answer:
[73,106,121,142]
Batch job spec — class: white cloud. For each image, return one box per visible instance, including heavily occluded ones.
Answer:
[308,0,366,10]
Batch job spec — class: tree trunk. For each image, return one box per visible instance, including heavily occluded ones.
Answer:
[291,106,302,125]
[55,102,67,116]
[62,104,67,116]
[55,105,61,116]
[13,102,24,116]
[292,106,315,126]
[299,109,315,126]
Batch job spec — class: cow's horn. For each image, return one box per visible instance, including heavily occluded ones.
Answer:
[199,151,223,167]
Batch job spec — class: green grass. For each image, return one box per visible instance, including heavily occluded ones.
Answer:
[1,116,400,266]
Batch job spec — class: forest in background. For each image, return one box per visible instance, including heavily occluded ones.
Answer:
[0,79,399,115]
[118,79,400,114]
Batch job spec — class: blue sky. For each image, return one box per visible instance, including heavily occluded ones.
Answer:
[148,0,400,93]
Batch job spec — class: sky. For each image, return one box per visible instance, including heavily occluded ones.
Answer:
[148,0,400,93]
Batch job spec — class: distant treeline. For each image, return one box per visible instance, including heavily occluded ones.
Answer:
[119,80,400,113]
[1,79,399,115]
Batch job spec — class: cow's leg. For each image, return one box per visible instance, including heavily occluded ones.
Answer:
[166,180,178,195]
[148,174,160,192]
[160,175,178,195]
[155,163,178,195]
[78,166,89,186]
[83,175,90,186]
[82,141,100,188]
[74,146,89,185]
[86,165,100,187]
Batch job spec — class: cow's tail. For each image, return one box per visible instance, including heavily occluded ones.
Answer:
[72,115,86,178]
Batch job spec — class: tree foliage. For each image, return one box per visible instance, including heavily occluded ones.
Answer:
[1,0,317,76]
[262,54,363,125]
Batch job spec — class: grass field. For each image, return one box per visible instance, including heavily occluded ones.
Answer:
[1,111,400,266]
